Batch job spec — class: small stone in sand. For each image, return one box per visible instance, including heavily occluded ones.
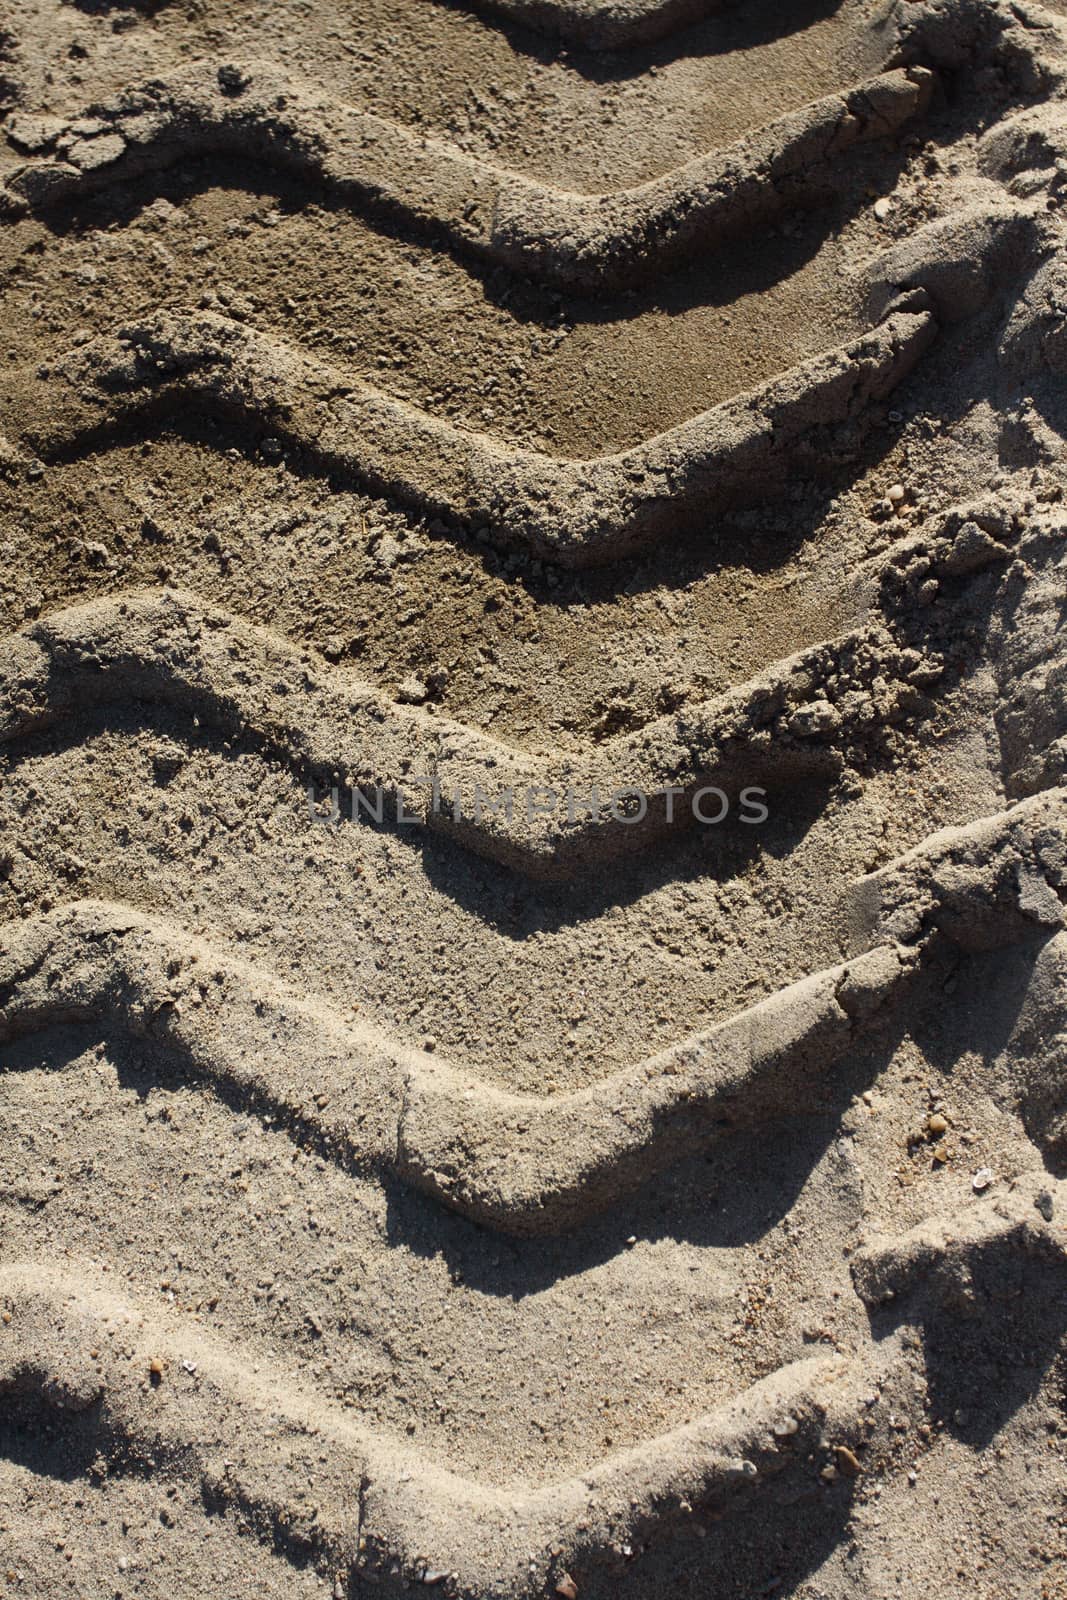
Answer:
[397,676,428,705]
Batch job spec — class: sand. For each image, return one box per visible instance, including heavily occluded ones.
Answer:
[0,0,1065,1594]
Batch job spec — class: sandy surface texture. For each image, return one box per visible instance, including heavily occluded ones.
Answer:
[0,0,1066,1595]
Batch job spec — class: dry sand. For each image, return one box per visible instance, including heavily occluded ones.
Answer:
[0,0,1065,1594]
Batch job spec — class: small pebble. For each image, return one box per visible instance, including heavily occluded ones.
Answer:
[397,676,428,705]
[972,1167,993,1192]
[835,1445,863,1477]
[149,1357,165,1380]
[1035,1189,1054,1221]
[874,197,893,220]
[555,1577,579,1600]
[217,64,249,95]
[926,1113,949,1138]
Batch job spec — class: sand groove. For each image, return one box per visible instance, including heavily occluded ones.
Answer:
[0,582,955,876]
[1,791,1062,1232]
[0,905,908,1232]
[2,1173,1063,1596]
[1,60,933,290]
[0,1261,873,1597]
[11,307,937,566]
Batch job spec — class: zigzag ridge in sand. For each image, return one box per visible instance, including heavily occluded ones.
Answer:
[2,1189,1063,1592]
[12,306,937,567]
[0,904,913,1233]
[1,59,933,290]
[1,790,1063,1233]
[0,1261,868,1597]
[0,585,947,879]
